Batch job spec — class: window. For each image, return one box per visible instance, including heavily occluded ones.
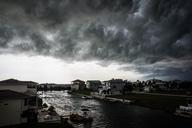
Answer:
[24,99,28,106]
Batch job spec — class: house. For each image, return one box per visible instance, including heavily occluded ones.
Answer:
[123,81,133,94]
[0,79,38,109]
[86,80,102,91]
[0,90,36,127]
[145,78,168,91]
[101,79,126,95]
[144,86,150,92]
[71,79,85,91]
[0,79,38,93]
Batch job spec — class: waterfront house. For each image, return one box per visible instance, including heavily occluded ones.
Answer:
[102,79,126,95]
[123,81,133,94]
[0,79,38,93]
[145,78,168,91]
[0,79,38,109]
[144,86,150,92]
[86,80,102,91]
[71,79,86,91]
[0,90,32,127]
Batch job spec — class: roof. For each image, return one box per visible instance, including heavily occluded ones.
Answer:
[72,79,85,83]
[108,79,124,83]
[0,90,30,100]
[0,79,38,86]
[87,80,101,82]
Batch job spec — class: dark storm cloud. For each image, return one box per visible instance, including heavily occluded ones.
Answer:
[0,0,192,80]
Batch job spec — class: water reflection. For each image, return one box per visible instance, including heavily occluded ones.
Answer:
[39,91,192,128]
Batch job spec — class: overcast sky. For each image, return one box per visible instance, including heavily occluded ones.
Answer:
[0,0,192,83]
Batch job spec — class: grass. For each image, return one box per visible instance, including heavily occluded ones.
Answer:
[108,93,188,113]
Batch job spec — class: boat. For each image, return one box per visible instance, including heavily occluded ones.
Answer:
[38,110,61,123]
[174,106,192,118]
[81,96,93,99]
[38,106,61,123]
[174,99,192,118]
[69,108,93,123]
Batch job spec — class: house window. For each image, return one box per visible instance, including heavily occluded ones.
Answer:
[24,99,28,106]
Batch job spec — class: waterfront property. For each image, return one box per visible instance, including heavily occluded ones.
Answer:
[0,79,38,109]
[101,79,125,95]
[0,90,31,127]
[86,80,102,91]
[71,79,86,91]
[0,79,39,127]
[0,79,38,93]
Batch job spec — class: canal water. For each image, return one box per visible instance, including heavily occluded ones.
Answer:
[39,91,192,128]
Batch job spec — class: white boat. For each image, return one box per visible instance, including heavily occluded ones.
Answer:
[81,96,93,99]
[174,101,192,118]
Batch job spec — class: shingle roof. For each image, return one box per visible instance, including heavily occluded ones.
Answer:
[87,80,101,83]
[72,79,85,82]
[0,79,38,86]
[0,90,30,99]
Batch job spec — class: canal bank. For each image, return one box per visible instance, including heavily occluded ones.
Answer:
[72,90,189,113]
[108,93,190,113]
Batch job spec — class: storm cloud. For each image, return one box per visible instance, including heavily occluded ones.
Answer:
[0,0,192,80]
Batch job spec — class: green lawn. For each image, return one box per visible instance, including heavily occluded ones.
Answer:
[108,93,188,112]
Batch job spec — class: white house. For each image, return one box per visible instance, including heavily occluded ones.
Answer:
[86,80,101,91]
[146,78,168,91]
[71,79,85,91]
[0,90,31,127]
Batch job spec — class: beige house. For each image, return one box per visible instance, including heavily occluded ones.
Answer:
[71,79,85,91]
[0,90,31,127]
[0,79,39,126]
[104,79,125,95]
[0,79,38,93]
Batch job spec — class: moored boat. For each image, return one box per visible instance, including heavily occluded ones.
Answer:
[69,108,93,123]
[174,99,192,118]
[81,96,93,99]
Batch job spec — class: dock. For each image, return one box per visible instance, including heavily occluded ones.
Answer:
[91,93,132,104]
